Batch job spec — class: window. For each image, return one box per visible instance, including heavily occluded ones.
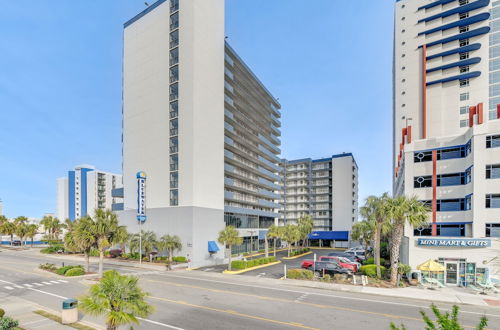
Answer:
[459,79,470,87]
[414,224,466,237]
[486,223,500,237]
[170,172,178,188]
[169,83,179,100]
[459,39,469,47]
[169,30,179,48]
[170,48,179,66]
[225,68,234,80]
[170,118,178,136]
[460,119,469,127]
[169,65,179,83]
[170,190,178,206]
[486,194,500,208]
[414,142,471,163]
[414,170,471,188]
[170,136,178,153]
[460,92,470,101]
[170,101,178,118]
[414,176,432,188]
[170,154,178,171]
[460,106,469,114]
[460,66,470,73]
[459,12,469,19]
[170,0,179,12]
[486,135,500,148]
[170,12,179,30]
[459,0,469,5]
[460,52,470,60]
[459,26,469,34]
[486,164,500,179]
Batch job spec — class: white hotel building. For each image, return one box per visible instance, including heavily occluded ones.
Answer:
[56,165,123,221]
[395,0,500,285]
[280,154,358,247]
[119,0,281,266]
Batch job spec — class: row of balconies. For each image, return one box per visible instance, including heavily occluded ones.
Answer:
[224,190,281,209]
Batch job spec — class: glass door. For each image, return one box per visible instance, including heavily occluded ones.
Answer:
[446,263,459,285]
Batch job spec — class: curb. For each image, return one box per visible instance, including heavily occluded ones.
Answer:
[223,261,282,275]
[282,251,312,260]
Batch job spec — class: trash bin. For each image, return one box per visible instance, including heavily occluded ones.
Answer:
[61,298,78,324]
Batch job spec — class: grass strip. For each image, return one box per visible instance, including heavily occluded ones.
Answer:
[34,310,95,330]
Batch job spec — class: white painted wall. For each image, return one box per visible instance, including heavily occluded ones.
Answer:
[332,156,358,231]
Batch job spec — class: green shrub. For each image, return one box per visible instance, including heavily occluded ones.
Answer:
[231,257,275,270]
[291,248,310,257]
[0,316,19,329]
[39,263,57,271]
[287,269,313,280]
[322,274,332,282]
[360,264,386,277]
[172,256,187,263]
[0,308,5,318]
[40,245,64,254]
[65,267,85,277]
[363,257,386,265]
[55,266,73,275]
[398,263,411,275]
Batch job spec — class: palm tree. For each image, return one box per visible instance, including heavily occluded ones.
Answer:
[15,223,29,246]
[297,215,314,248]
[266,224,281,257]
[79,270,154,330]
[217,226,243,271]
[92,209,123,278]
[158,235,182,270]
[351,220,373,258]
[281,224,301,257]
[74,216,96,273]
[26,224,39,247]
[14,216,28,226]
[40,216,64,241]
[1,222,16,245]
[387,195,430,286]
[360,193,391,278]
[129,231,158,262]
[0,215,7,227]
[112,225,129,254]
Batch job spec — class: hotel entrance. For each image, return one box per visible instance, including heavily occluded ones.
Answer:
[445,262,458,285]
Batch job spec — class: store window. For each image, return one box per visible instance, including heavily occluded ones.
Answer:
[486,194,500,208]
[486,223,500,237]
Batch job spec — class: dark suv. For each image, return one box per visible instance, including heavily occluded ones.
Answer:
[310,261,352,277]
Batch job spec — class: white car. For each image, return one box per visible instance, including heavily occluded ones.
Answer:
[345,246,364,253]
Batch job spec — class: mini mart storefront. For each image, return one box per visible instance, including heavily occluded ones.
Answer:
[408,237,500,286]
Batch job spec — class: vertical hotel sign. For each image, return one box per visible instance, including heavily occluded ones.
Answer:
[136,171,147,223]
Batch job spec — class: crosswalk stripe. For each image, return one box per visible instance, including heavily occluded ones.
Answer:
[4,286,14,290]
[33,283,43,286]
[42,282,52,285]
[49,281,59,284]
[58,280,68,283]
[23,284,33,288]
[14,285,23,289]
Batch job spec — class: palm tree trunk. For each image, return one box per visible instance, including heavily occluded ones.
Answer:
[390,224,404,286]
[84,251,90,273]
[227,245,232,271]
[287,244,291,257]
[10,234,13,246]
[374,223,381,278]
[273,239,277,257]
[99,249,104,278]
[168,248,173,270]
[264,237,269,258]
[31,238,34,247]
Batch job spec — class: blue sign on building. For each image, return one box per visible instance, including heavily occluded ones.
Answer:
[136,171,147,223]
[417,238,491,248]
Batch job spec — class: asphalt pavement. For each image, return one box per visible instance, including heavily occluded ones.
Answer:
[1,248,500,330]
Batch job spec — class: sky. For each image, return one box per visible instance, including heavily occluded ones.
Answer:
[0,0,394,219]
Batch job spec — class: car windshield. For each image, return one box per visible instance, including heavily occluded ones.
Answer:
[339,257,351,263]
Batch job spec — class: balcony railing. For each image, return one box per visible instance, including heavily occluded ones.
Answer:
[170,128,178,136]
[170,146,178,153]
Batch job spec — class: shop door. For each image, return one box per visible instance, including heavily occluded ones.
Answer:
[445,263,459,285]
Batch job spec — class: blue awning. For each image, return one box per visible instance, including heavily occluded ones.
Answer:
[308,231,349,241]
[208,241,219,253]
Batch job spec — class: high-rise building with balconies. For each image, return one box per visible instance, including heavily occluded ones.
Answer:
[56,165,123,221]
[280,154,358,248]
[394,0,500,286]
[120,0,281,266]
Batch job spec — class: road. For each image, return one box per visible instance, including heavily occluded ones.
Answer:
[1,248,499,329]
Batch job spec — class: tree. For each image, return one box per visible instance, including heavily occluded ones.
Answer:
[350,221,373,258]
[40,216,65,241]
[387,195,429,286]
[360,193,391,278]
[390,303,487,330]
[266,224,282,257]
[13,216,28,226]
[15,223,29,246]
[26,224,39,247]
[0,215,7,227]
[79,270,154,330]
[281,224,301,257]
[74,216,97,273]
[129,231,158,262]
[297,215,314,247]
[92,209,124,278]
[112,225,129,254]
[217,226,243,271]
[1,222,16,245]
[158,235,182,270]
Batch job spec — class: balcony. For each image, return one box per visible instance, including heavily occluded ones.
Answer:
[170,128,178,136]
[258,188,280,199]
[258,177,280,191]
[224,136,234,147]
[258,199,281,209]
[258,166,280,182]
[224,108,233,120]
[270,123,280,135]
[170,146,178,153]
[224,149,234,160]
[224,122,234,133]
[224,177,234,186]
[258,134,280,154]
[258,145,280,163]
[111,188,124,198]
[170,109,178,119]
[258,155,280,172]
[224,163,235,174]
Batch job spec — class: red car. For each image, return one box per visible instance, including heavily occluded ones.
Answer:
[319,256,357,272]
[301,259,314,269]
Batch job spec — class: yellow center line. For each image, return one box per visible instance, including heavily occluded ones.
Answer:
[149,295,319,330]
[144,279,482,328]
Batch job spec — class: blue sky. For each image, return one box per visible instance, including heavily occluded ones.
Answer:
[0,0,394,218]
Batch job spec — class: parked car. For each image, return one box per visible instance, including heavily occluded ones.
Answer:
[345,250,366,260]
[319,256,357,272]
[301,259,314,269]
[345,246,364,253]
[337,256,361,270]
[310,261,352,277]
[328,252,363,263]
[12,240,21,246]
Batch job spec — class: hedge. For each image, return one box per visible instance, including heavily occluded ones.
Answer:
[360,264,386,277]
[173,256,187,263]
[55,265,84,276]
[287,269,313,280]
[363,257,386,265]
[65,267,85,277]
[291,248,310,257]
[231,256,277,270]
[40,245,64,254]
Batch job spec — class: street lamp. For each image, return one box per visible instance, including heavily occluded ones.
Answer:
[248,230,257,254]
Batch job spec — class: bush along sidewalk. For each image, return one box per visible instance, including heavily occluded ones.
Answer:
[231,256,277,270]
[39,263,87,277]
[0,308,20,330]
[290,248,310,257]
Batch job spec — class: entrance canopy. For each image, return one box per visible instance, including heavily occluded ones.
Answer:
[417,259,445,272]
[308,231,349,241]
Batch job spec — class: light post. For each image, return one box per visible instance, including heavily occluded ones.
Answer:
[248,230,257,254]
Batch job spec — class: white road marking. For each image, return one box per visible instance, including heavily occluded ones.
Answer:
[42,282,52,285]
[14,285,23,289]
[33,283,43,286]
[58,280,68,283]
[4,286,14,290]
[23,284,33,288]
[137,317,186,330]
[49,281,59,284]
[27,287,67,299]
[158,273,500,319]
